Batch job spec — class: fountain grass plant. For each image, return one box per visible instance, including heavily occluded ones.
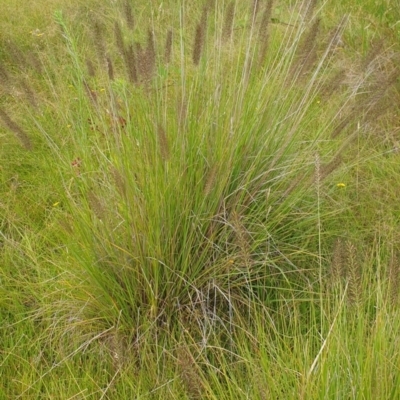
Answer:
[1,0,400,398]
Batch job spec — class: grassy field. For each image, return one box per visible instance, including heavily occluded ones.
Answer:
[1,0,400,398]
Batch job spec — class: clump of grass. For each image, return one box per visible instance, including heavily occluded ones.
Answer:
[5,2,361,338]
[3,2,400,398]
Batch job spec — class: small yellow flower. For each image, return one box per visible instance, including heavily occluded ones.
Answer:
[53,202,60,207]
[67,124,72,128]
[336,183,346,188]
[100,88,106,92]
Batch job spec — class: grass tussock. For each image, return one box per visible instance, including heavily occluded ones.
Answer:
[1,0,400,398]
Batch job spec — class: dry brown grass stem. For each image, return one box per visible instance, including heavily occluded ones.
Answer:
[157,124,170,161]
[0,108,33,150]
[389,251,400,307]
[251,0,261,22]
[177,96,188,132]
[114,21,126,57]
[327,16,347,50]
[105,331,127,371]
[20,79,37,108]
[146,29,156,76]
[106,56,115,80]
[86,59,96,77]
[331,67,398,138]
[222,2,235,41]
[92,21,107,63]
[314,152,321,188]
[283,152,342,198]
[362,38,384,72]
[365,69,399,114]
[290,18,320,81]
[301,0,318,23]
[231,210,252,269]
[137,30,156,81]
[83,81,98,105]
[320,69,346,98]
[177,346,204,399]
[204,164,218,196]
[254,368,269,400]
[347,241,361,306]
[27,50,43,75]
[193,8,208,66]
[124,44,138,83]
[205,0,216,12]
[111,166,127,197]
[258,0,273,40]
[330,111,357,139]
[124,0,134,30]
[320,154,342,181]
[320,16,347,71]
[88,191,105,219]
[257,1,274,67]
[164,30,173,64]
[5,40,28,70]
[331,238,345,283]
[0,63,10,85]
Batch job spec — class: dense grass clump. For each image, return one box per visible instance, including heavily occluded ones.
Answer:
[1,0,400,398]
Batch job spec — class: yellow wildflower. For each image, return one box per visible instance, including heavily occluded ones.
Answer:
[336,183,346,188]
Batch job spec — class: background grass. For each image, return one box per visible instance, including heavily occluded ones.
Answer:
[1,0,400,398]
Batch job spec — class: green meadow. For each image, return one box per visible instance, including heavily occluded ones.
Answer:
[1,0,400,398]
